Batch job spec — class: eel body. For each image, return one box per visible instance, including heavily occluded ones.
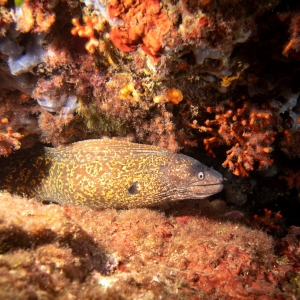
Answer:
[0,139,223,209]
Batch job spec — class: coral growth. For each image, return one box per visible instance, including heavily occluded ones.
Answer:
[108,0,171,59]
[279,169,300,191]
[71,16,101,54]
[0,0,289,157]
[254,208,283,233]
[0,123,22,156]
[0,91,40,156]
[190,102,276,176]
[14,0,56,33]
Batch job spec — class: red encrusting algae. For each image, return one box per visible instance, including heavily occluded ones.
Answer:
[108,0,171,59]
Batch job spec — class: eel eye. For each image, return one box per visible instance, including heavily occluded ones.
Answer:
[197,172,205,180]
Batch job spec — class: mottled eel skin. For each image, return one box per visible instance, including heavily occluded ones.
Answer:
[0,139,223,209]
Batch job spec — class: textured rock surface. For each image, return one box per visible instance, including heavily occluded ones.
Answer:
[0,192,298,299]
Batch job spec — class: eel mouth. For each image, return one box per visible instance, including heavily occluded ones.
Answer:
[173,182,224,200]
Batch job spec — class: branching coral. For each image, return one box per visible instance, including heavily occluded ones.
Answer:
[254,208,283,232]
[0,123,22,157]
[108,0,171,59]
[279,169,300,191]
[71,16,101,54]
[190,102,276,176]
[0,91,40,155]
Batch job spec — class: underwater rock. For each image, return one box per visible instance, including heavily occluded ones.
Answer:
[0,192,298,299]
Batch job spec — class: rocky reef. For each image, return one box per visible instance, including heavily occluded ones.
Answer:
[1,0,300,298]
[1,192,300,299]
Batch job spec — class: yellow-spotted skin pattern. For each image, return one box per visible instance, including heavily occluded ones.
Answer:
[0,139,224,209]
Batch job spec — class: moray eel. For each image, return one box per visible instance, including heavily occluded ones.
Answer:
[0,139,223,209]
